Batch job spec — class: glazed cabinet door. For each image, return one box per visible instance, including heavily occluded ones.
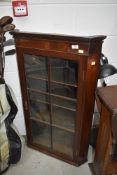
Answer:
[24,54,51,149]
[23,53,78,159]
[50,57,78,158]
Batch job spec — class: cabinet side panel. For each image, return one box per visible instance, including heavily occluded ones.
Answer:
[78,53,101,161]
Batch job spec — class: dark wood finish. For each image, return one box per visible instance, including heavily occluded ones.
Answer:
[89,85,117,175]
[12,31,106,166]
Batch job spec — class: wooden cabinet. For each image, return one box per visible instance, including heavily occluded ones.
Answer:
[12,31,106,166]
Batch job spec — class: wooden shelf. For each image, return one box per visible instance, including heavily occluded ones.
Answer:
[27,74,77,88]
[28,88,77,102]
[31,117,75,133]
[30,104,75,133]
[30,97,76,112]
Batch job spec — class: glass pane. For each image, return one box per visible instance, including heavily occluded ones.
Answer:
[51,58,78,85]
[23,54,78,156]
[27,78,49,92]
[23,54,51,149]
[51,105,75,157]
[52,106,76,132]
[24,54,49,92]
[29,99,50,123]
[51,83,77,99]
[52,127,74,158]
[24,54,48,79]
[29,99,51,148]
[31,120,51,148]
[28,90,49,104]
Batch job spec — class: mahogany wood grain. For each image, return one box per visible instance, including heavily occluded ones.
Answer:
[12,31,106,166]
[89,86,117,175]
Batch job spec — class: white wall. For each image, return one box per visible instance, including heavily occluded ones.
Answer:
[0,0,117,134]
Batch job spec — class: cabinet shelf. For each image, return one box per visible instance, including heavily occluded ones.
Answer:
[30,97,76,112]
[30,104,75,133]
[28,88,77,102]
[27,75,78,88]
[31,117,75,133]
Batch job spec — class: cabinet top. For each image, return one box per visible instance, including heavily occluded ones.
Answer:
[97,85,117,116]
[11,31,106,43]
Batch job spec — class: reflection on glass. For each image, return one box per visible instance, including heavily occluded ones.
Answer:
[24,54,48,79]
